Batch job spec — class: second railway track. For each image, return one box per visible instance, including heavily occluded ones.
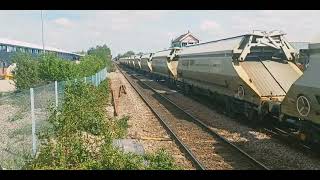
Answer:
[116,64,269,170]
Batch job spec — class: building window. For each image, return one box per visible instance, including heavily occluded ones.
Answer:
[182,42,187,47]
[0,45,6,52]
[7,46,14,52]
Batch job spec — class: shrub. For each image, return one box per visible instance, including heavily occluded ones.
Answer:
[12,45,111,91]
[145,149,180,170]
[12,53,42,90]
[25,79,179,170]
[48,81,108,136]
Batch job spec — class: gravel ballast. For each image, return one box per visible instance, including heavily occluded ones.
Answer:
[108,70,195,169]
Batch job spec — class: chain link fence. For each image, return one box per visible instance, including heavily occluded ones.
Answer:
[0,67,108,169]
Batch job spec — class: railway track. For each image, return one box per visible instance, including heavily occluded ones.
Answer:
[116,64,269,170]
[143,71,320,158]
[173,82,320,158]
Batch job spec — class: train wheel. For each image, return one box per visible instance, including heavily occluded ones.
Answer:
[247,109,259,125]
[297,122,320,145]
[171,80,177,90]
[225,97,235,118]
[183,84,192,95]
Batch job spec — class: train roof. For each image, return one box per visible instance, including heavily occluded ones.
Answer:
[152,47,182,58]
[180,30,286,49]
[290,42,310,53]
[178,36,244,56]
[134,55,142,59]
[141,53,153,59]
[294,42,320,88]
[0,38,83,56]
[309,43,320,50]
[153,49,172,57]
[177,30,292,57]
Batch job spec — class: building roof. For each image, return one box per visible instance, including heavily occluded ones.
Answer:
[0,38,83,56]
[172,31,199,43]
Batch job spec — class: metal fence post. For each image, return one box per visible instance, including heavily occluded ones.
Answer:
[91,75,94,85]
[30,88,36,157]
[99,71,101,84]
[95,73,98,86]
[98,71,100,85]
[55,81,58,108]
[84,77,86,83]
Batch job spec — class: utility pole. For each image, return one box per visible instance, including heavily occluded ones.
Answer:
[41,10,45,57]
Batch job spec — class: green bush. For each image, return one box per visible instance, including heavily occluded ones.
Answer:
[12,53,42,90]
[145,149,180,170]
[12,44,111,91]
[17,43,178,170]
[25,133,95,170]
[38,53,80,82]
[25,80,179,170]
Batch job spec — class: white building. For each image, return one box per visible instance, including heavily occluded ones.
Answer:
[171,31,200,48]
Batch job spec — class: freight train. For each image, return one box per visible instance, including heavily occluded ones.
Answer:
[118,30,320,144]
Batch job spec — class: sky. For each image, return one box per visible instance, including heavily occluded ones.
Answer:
[0,10,320,56]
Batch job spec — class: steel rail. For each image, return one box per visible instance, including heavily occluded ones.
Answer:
[117,64,270,170]
[116,64,206,170]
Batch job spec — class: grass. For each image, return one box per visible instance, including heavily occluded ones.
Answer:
[23,79,179,170]
[8,124,32,138]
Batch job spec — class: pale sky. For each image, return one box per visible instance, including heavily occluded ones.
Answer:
[1,10,320,56]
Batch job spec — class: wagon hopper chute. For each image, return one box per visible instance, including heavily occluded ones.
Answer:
[129,56,136,69]
[134,55,142,69]
[176,30,302,117]
[151,48,181,79]
[281,43,320,128]
[140,53,153,72]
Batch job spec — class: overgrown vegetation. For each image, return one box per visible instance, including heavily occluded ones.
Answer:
[10,44,178,170]
[12,53,42,90]
[24,80,179,170]
[12,53,107,90]
[12,44,111,91]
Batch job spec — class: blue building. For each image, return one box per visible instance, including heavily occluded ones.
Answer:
[0,38,83,72]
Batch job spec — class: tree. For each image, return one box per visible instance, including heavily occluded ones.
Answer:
[87,44,111,61]
[121,51,135,58]
[75,50,87,55]
[136,52,144,56]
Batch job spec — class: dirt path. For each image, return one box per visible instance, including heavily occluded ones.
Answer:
[0,80,15,93]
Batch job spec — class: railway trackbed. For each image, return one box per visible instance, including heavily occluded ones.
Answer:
[116,64,269,170]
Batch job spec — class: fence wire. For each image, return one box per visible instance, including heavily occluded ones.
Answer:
[0,67,108,169]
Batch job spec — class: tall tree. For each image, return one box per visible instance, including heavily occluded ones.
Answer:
[136,52,144,56]
[121,51,135,57]
[87,44,111,61]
